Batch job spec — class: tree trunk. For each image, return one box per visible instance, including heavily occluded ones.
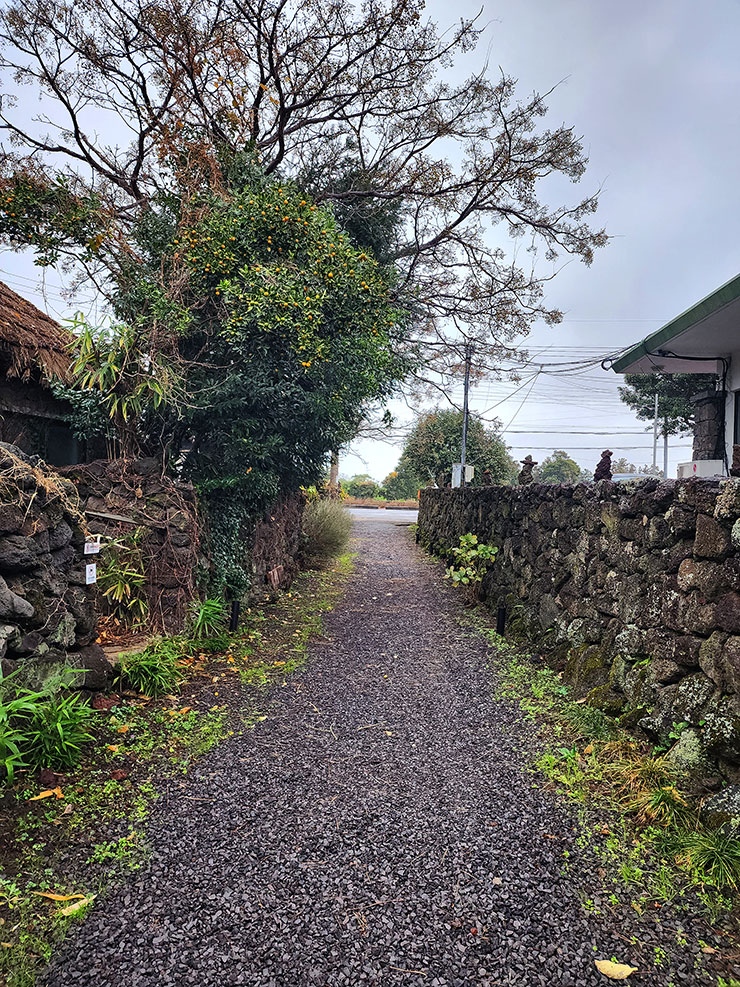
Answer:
[329,450,339,497]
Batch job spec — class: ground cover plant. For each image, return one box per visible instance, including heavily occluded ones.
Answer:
[0,553,353,987]
[472,621,740,982]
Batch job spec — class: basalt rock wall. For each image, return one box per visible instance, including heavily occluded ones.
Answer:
[251,493,306,596]
[419,478,740,778]
[0,443,109,690]
[62,458,201,633]
[63,460,306,630]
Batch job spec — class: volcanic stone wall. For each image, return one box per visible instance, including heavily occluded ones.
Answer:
[251,493,306,596]
[64,460,306,628]
[62,458,200,633]
[0,444,108,689]
[419,478,740,778]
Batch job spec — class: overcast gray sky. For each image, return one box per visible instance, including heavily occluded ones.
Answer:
[2,0,739,479]
[342,0,740,480]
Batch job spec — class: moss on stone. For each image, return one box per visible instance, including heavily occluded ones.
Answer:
[586,683,625,715]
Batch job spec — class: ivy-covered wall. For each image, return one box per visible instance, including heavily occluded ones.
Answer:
[419,478,740,779]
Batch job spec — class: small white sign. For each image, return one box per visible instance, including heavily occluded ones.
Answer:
[85,563,97,585]
[84,538,102,555]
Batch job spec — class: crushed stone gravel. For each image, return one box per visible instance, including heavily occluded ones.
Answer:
[45,517,718,986]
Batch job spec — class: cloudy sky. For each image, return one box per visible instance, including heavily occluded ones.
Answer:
[341,0,740,481]
[1,0,739,480]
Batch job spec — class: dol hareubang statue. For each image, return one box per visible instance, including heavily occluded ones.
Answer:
[518,455,537,486]
[594,449,613,482]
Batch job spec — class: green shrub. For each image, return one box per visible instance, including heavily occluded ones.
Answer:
[188,597,228,640]
[670,829,740,889]
[118,639,184,697]
[0,669,44,782]
[0,668,95,778]
[302,498,351,561]
[24,693,93,770]
[562,703,616,740]
[444,533,498,591]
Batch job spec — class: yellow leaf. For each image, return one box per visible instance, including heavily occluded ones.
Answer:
[106,745,119,752]
[60,896,95,917]
[28,786,64,801]
[1,942,12,948]
[32,892,86,903]
[117,725,129,734]
[584,744,594,755]
[594,959,638,980]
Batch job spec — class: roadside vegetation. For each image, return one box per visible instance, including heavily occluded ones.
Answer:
[421,529,740,982]
[0,553,353,987]
[472,619,740,983]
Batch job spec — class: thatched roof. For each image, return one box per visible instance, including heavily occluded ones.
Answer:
[0,280,72,382]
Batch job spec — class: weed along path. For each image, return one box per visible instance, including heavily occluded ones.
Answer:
[46,517,722,987]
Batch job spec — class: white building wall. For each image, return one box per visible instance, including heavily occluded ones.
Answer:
[723,348,740,470]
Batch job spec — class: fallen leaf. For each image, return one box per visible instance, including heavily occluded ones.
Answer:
[110,769,129,782]
[584,744,594,755]
[701,945,717,955]
[116,725,129,734]
[106,745,119,752]
[32,892,86,903]
[594,959,638,980]
[28,787,63,801]
[178,706,192,715]
[60,896,95,917]
[470,927,478,936]
[491,877,503,886]
[1,942,12,949]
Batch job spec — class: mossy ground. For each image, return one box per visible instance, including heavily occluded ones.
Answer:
[0,553,353,987]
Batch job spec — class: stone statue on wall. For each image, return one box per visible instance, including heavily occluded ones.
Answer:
[518,455,537,485]
[594,449,613,482]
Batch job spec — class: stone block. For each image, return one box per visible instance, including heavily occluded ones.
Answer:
[677,558,730,597]
[0,504,25,534]
[694,513,731,560]
[0,575,34,620]
[665,505,696,538]
[700,632,740,693]
[0,534,38,571]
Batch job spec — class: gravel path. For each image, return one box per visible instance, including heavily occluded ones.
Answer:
[46,518,704,986]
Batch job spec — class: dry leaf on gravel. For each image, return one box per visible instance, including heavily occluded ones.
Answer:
[28,787,63,801]
[32,892,86,902]
[60,896,96,916]
[594,959,638,980]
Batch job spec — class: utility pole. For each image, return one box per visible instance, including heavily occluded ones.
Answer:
[652,391,659,469]
[460,343,472,487]
[663,424,669,478]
